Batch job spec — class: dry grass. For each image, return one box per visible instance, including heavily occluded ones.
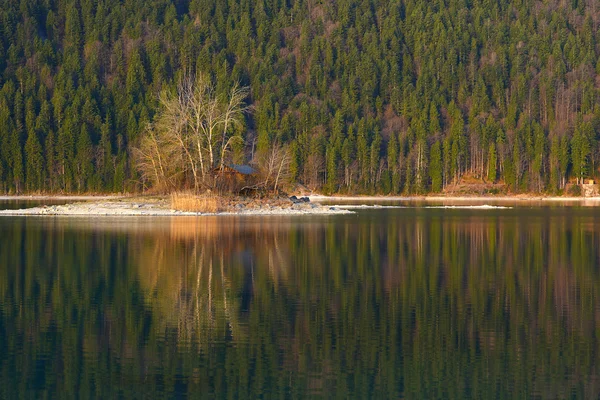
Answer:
[170,192,224,213]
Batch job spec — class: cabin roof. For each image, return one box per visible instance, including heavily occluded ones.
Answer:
[226,164,256,175]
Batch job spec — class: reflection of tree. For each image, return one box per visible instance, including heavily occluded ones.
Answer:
[135,218,298,349]
[1,213,600,397]
[143,240,246,347]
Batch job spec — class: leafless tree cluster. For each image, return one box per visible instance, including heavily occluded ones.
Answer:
[255,144,292,193]
[134,74,250,192]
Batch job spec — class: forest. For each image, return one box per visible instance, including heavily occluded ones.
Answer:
[1,0,600,194]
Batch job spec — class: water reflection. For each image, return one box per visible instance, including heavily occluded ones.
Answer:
[1,209,600,398]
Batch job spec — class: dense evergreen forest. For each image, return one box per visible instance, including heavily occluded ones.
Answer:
[1,0,600,194]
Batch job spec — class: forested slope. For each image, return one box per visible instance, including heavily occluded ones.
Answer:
[1,0,600,194]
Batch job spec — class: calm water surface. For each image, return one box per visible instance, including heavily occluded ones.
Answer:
[1,203,599,398]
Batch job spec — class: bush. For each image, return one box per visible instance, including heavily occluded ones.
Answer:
[567,185,581,197]
[485,188,501,195]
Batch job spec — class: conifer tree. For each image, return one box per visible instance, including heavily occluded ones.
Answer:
[76,125,94,192]
[25,129,44,191]
[10,130,24,193]
[387,132,400,194]
[549,136,560,193]
[487,143,497,183]
[429,141,442,192]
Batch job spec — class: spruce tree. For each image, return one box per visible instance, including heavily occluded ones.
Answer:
[429,141,442,192]
[487,143,497,183]
[24,129,44,191]
[76,125,94,192]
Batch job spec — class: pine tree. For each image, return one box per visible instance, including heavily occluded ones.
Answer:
[341,127,355,190]
[531,123,545,192]
[449,103,466,184]
[559,136,570,190]
[428,103,441,134]
[549,136,560,193]
[356,120,370,189]
[487,142,497,183]
[99,120,114,189]
[369,131,382,191]
[10,130,24,193]
[45,131,57,192]
[76,125,94,192]
[387,132,400,194]
[113,154,127,193]
[325,141,340,193]
[25,129,44,191]
[126,48,147,106]
[57,116,76,192]
[429,141,442,192]
[442,136,451,188]
[0,102,12,192]
[571,121,592,184]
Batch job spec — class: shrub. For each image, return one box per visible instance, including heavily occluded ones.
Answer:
[567,185,581,197]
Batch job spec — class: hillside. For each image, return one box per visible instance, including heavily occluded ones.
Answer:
[1,0,600,194]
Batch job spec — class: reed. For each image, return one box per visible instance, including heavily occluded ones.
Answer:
[170,192,223,213]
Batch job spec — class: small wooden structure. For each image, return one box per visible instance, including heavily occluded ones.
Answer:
[222,164,257,176]
[215,164,258,193]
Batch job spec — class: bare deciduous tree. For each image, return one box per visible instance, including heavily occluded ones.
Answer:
[256,144,292,193]
[135,73,250,192]
[132,123,181,191]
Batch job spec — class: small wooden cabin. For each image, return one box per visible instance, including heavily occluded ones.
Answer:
[222,164,257,176]
[216,164,258,193]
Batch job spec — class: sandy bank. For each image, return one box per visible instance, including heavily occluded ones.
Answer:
[309,194,600,203]
[0,200,353,217]
[332,204,513,209]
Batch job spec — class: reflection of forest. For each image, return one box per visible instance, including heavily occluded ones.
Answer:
[1,213,600,398]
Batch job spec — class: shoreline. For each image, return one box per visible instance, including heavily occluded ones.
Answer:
[0,199,354,217]
[308,194,600,202]
[1,193,600,217]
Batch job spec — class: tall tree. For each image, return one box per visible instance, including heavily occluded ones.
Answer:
[429,141,442,192]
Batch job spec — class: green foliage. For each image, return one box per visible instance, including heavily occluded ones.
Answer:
[571,121,593,184]
[0,0,599,193]
[24,129,44,191]
[429,141,442,192]
[487,143,497,183]
[568,184,582,196]
[76,125,93,191]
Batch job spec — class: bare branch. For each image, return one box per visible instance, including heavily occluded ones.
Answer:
[134,73,251,192]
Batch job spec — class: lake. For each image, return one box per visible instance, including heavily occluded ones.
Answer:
[1,202,599,398]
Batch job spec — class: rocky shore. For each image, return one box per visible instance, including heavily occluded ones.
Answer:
[0,197,354,216]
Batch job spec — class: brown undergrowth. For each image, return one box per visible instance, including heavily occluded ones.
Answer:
[169,192,299,213]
